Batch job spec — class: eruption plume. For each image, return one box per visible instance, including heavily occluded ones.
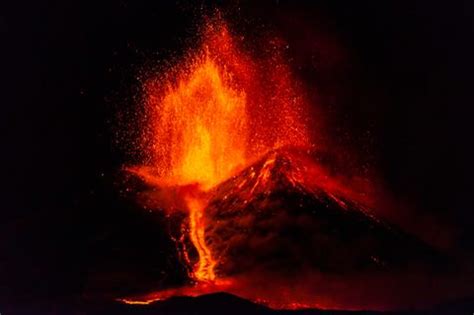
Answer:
[129,17,311,283]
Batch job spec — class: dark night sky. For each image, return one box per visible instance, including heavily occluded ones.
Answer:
[1,0,474,308]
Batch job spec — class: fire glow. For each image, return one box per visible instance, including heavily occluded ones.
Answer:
[129,18,311,284]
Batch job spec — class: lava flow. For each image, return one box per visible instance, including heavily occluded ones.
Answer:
[128,17,311,284]
[185,195,216,281]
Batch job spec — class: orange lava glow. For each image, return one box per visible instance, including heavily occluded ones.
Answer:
[185,195,216,281]
[146,47,250,281]
[133,17,311,283]
[150,56,248,190]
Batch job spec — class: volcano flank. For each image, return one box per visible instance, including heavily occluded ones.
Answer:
[119,147,452,309]
[203,148,446,276]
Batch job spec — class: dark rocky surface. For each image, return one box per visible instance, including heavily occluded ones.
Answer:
[6,292,473,315]
[204,149,448,276]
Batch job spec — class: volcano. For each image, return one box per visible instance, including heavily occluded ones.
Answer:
[119,147,450,309]
[118,16,451,310]
[203,147,445,276]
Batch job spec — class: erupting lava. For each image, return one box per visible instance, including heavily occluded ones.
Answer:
[151,56,248,190]
[130,17,311,283]
[115,13,460,309]
[116,14,456,312]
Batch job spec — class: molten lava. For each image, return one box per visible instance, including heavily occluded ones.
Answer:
[185,195,216,281]
[132,17,311,283]
[151,56,248,190]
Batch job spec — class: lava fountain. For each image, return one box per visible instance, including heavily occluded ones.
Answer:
[128,17,311,284]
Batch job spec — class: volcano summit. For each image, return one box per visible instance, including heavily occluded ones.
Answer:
[203,148,446,276]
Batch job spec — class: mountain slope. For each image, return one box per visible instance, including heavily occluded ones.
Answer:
[203,148,446,276]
